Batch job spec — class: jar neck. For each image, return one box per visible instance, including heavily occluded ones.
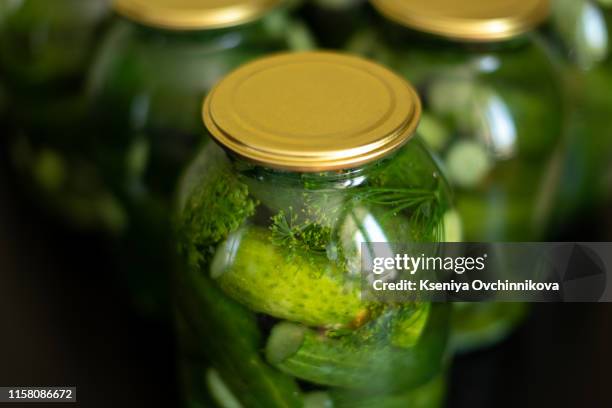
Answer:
[122,9,292,54]
[126,17,257,41]
[227,152,394,190]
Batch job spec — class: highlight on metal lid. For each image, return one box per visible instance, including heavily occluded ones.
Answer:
[370,0,550,42]
[202,52,422,172]
[112,0,284,31]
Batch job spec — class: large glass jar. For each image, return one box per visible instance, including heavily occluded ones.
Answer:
[0,0,116,231]
[547,0,612,222]
[348,0,565,351]
[86,0,313,316]
[175,52,454,407]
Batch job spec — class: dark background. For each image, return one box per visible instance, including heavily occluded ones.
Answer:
[1,142,611,408]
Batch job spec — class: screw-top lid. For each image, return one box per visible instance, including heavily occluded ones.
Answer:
[112,0,283,30]
[203,52,422,172]
[370,0,550,42]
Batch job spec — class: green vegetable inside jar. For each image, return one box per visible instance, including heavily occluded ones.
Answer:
[0,0,118,231]
[347,0,565,352]
[175,52,455,408]
[546,0,612,220]
[85,0,314,317]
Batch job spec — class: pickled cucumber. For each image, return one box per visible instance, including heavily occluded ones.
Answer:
[176,268,303,408]
[266,304,450,392]
[212,227,367,329]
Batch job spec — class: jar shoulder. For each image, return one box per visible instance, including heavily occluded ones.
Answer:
[176,139,453,271]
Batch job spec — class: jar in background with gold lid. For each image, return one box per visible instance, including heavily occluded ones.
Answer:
[175,52,455,407]
[347,0,565,352]
[85,0,314,317]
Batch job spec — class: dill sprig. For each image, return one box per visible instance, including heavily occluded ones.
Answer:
[352,187,437,217]
[270,207,332,255]
[350,186,444,241]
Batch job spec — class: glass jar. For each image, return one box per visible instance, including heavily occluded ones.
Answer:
[175,52,454,407]
[547,0,612,222]
[349,0,565,351]
[86,0,314,316]
[0,0,116,231]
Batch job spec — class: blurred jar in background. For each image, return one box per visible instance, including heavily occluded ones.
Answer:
[0,0,119,231]
[175,51,453,408]
[348,0,565,351]
[299,0,367,48]
[546,0,612,223]
[85,0,314,317]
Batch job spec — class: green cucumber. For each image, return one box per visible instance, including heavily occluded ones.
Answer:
[266,303,450,392]
[176,268,302,408]
[211,227,369,329]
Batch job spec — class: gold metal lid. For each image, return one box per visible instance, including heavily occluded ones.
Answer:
[203,52,422,172]
[370,0,550,42]
[112,0,283,30]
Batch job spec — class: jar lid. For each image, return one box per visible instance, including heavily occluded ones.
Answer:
[370,0,549,42]
[203,52,422,172]
[112,0,283,30]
